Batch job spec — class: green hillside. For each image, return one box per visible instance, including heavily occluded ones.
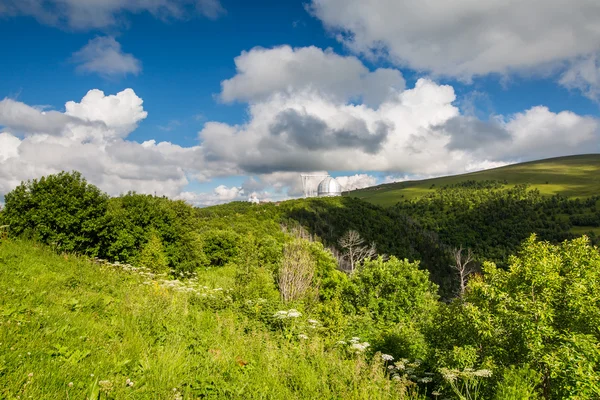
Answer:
[4,171,600,398]
[349,154,600,207]
[0,240,409,399]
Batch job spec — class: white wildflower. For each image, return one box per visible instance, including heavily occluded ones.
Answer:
[473,369,492,378]
[381,354,394,362]
[68,382,73,387]
[287,309,301,318]
[273,311,288,319]
[298,334,309,340]
[419,377,433,383]
[307,319,319,325]
[336,340,347,345]
[350,342,370,353]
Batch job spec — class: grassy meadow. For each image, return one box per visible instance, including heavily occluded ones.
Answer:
[348,154,600,206]
[0,239,414,400]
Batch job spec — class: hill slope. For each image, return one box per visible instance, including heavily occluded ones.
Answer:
[0,240,410,399]
[349,154,600,207]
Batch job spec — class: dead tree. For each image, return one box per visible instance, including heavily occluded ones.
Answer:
[337,230,377,274]
[452,246,476,298]
[278,240,316,303]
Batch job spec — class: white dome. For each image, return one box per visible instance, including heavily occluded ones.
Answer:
[317,177,342,197]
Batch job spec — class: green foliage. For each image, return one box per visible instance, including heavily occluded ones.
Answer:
[343,256,438,325]
[435,235,600,399]
[494,365,542,400]
[201,229,241,267]
[0,239,420,399]
[98,193,202,271]
[137,229,169,273]
[1,171,108,255]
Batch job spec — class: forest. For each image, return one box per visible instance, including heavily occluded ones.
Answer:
[1,171,600,399]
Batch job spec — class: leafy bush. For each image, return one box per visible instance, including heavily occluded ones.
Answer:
[1,171,108,255]
[435,235,600,399]
[494,365,542,400]
[137,229,169,273]
[201,229,241,267]
[343,256,439,325]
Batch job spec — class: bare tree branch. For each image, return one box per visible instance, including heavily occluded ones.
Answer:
[337,230,377,273]
[451,246,476,298]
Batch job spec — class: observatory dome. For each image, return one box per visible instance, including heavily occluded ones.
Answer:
[317,177,342,197]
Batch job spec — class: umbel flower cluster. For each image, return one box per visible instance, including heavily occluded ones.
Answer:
[92,258,233,301]
[336,337,371,353]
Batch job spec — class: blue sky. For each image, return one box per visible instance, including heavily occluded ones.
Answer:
[1,0,600,205]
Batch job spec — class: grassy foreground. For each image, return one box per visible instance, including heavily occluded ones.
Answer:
[0,240,412,400]
[349,154,600,206]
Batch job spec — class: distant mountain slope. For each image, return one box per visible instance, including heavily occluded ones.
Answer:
[348,154,600,207]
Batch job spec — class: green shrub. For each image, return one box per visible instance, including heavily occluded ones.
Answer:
[1,171,108,255]
[494,365,542,400]
[137,229,169,273]
[201,229,241,267]
[343,256,439,325]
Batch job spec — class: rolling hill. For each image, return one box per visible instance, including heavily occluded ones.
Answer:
[348,154,600,207]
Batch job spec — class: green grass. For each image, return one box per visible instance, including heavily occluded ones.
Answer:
[348,154,600,207]
[0,239,415,399]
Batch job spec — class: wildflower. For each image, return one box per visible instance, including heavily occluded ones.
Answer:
[419,377,433,383]
[28,373,33,378]
[98,380,113,393]
[473,369,492,378]
[440,368,458,383]
[381,354,394,362]
[126,378,131,385]
[298,334,309,340]
[387,365,395,370]
[273,311,288,319]
[336,340,347,345]
[68,382,73,387]
[350,342,370,353]
[287,309,301,318]
[391,375,402,381]
[307,319,319,325]
[27,352,31,356]
[349,337,360,343]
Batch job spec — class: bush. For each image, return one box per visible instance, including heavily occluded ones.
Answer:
[137,229,170,273]
[343,256,439,325]
[1,171,108,255]
[494,365,542,400]
[201,230,241,267]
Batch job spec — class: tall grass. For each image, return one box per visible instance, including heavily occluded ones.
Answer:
[0,240,418,399]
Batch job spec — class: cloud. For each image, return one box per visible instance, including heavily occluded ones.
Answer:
[72,36,141,78]
[0,98,96,136]
[0,0,226,29]
[336,174,377,191]
[220,45,405,106]
[269,108,389,154]
[436,115,510,151]
[560,54,600,101]
[0,88,202,200]
[308,0,600,81]
[176,185,244,207]
[2,45,599,207]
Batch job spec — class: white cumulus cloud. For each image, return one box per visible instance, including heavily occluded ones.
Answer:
[220,45,405,107]
[72,36,141,78]
[309,0,600,85]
